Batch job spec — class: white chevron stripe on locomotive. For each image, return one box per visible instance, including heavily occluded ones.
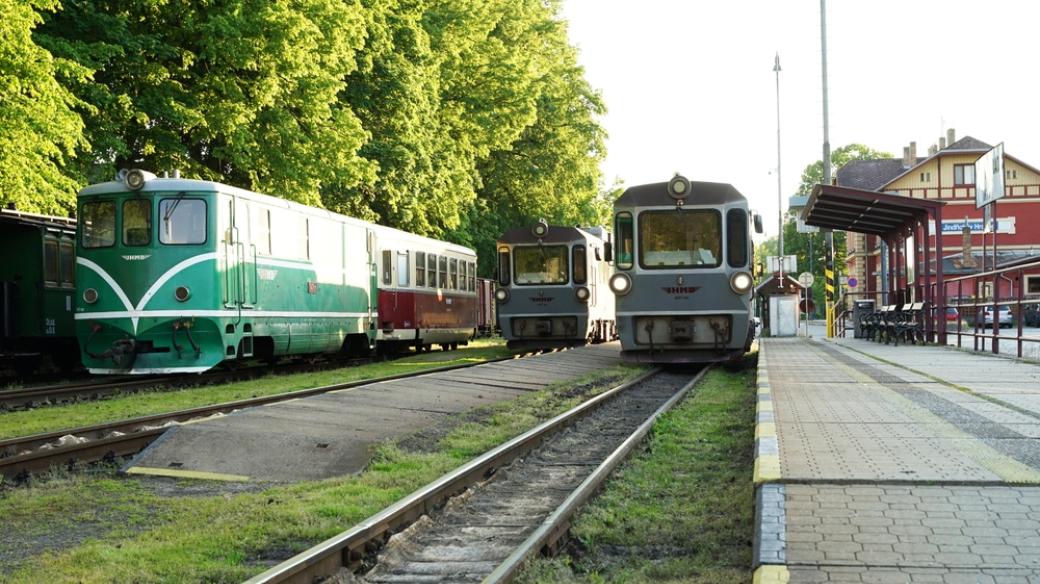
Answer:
[77,253,220,333]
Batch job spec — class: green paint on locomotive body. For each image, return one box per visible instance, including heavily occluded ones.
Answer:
[75,177,377,374]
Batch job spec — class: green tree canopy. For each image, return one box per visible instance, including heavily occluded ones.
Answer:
[38,0,376,206]
[0,0,88,214]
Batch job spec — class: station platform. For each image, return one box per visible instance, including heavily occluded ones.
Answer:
[753,336,1040,583]
[124,343,621,483]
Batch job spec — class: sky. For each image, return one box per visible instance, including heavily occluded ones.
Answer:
[560,0,1040,239]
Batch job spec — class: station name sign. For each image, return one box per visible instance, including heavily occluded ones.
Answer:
[929,217,1015,235]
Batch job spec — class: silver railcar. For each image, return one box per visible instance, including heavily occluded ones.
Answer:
[609,175,761,363]
[495,221,616,349]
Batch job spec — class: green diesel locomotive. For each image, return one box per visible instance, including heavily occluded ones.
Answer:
[76,170,478,374]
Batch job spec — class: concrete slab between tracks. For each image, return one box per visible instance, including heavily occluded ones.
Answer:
[124,343,622,483]
[754,337,1040,582]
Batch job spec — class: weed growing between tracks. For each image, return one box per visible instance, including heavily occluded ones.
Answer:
[0,363,645,582]
[0,339,512,440]
[517,353,758,584]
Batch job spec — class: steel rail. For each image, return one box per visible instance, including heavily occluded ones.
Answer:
[243,366,677,584]
[485,366,709,583]
[0,353,527,481]
[0,376,178,409]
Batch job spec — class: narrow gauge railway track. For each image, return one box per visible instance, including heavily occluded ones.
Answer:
[246,367,708,584]
[0,354,529,482]
[0,353,447,411]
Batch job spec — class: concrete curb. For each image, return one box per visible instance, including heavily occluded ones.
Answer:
[751,342,788,576]
[753,346,780,484]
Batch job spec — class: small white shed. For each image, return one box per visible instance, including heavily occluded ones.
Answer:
[755,273,803,337]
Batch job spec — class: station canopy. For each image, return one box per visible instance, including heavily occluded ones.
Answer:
[801,184,944,238]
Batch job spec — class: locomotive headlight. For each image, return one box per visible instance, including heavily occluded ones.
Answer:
[495,288,510,303]
[125,168,149,191]
[532,219,549,238]
[667,174,691,200]
[83,288,99,304]
[729,272,753,295]
[575,286,590,302]
[174,286,191,302]
[609,273,632,296]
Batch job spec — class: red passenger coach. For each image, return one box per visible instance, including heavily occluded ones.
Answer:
[373,227,479,352]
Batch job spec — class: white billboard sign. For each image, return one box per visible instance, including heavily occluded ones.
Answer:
[975,143,1005,209]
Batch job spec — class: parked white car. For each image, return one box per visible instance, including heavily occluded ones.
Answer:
[977,306,1013,328]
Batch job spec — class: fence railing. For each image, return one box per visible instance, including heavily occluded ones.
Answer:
[940,260,1040,359]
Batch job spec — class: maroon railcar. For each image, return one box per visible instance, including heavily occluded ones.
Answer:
[374,229,478,351]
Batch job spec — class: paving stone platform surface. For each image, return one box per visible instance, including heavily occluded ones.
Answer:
[125,343,621,482]
[755,337,1040,583]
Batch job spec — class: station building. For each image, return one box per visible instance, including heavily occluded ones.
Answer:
[836,129,1040,303]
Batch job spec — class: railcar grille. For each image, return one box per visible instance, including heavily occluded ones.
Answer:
[634,315,731,346]
[510,316,578,339]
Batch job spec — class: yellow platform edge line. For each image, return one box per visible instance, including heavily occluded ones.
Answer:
[753,564,790,583]
[755,422,776,439]
[753,455,781,484]
[126,466,251,482]
[758,400,774,412]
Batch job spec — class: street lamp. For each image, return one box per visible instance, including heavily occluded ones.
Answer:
[773,52,784,275]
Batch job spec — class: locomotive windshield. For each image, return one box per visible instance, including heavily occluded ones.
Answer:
[514,245,569,285]
[638,210,721,269]
[159,198,207,244]
[81,200,116,248]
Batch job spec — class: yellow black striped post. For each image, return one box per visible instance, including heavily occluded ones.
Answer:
[825,239,835,337]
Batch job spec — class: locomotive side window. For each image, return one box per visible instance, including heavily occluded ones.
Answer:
[397,251,410,287]
[639,210,721,269]
[159,198,207,245]
[122,199,152,246]
[43,239,59,286]
[572,245,587,284]
[514,245,568,285]
[498,250,511,286]
[726,209,748,267]
[253,208,272,255]
[459,260,466,290]
[416,251,426,287]
[427,254,437,288]
[81,200,116,248]
[439,256,448,289]
[60,241,75,287]
[382,250,392,285]
[450,258,458,289]
[615,213,633,269]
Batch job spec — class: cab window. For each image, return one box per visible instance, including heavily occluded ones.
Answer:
[159,198,207,244]
[81,200,116,248]
[615,212,633,269]
[639,210,721,269]
[514,245,568,285]
[123,199,152,246]
[572,245,587,284]
[726,209,749,268]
